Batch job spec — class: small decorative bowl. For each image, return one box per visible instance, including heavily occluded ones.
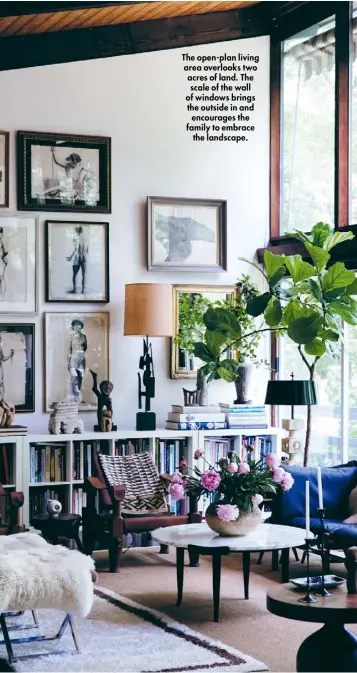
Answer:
[290,575,346,590]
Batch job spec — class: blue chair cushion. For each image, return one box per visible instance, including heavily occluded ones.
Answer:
[278,465,357,523]
[288,516,357,548]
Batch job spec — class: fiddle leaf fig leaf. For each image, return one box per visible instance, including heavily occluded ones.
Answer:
[319,328,339,342]
[264,297,283,327]
[193,342,215,363]
[246,292,271,317]
[203,308,241,339]
[322,262,355,292]
[304,339,326,357]
[290,230,311,244]
[323,230,354,251]
[217,365,237,382]
[304,241,330,272]
[284,255,315,283]
[204,329,226,354]
[311,222,332,248]
[263,250,285,279]
[309,278,323,302]
[345,277,357,295]
[269,266,286,288]
[287,314,323,344]
[327,299,357,326]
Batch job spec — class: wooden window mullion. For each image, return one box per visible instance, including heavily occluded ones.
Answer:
[335,2,351,229]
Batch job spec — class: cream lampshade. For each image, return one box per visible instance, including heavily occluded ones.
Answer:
[124,283,173,337]
[124,283,173,430]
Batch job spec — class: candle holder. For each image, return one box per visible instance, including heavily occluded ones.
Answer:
[314,507,332,597]
[298,538,319,603]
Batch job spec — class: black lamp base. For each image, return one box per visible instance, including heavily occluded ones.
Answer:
[136,412,156,431]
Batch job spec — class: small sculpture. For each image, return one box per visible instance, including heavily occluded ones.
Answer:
[0,399,15,427]
[90,370,116,432]
[46,499,62,517]
[182,371,208,407]
[48,396,84,435]
[136,338,156,430]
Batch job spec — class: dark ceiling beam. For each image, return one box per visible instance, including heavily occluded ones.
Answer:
[0,2,146,17]
[0,5,268,71]
[269,1,343,43]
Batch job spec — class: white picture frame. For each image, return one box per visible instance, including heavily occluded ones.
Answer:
[0,214,37,315]
[45,311,110,412]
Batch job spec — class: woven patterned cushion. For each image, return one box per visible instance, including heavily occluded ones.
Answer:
[99,453,168,514]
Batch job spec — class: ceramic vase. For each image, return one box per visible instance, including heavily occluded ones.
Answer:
[205,502,262,536]
[234,363,254,404]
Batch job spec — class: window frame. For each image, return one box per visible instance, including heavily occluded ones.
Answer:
[270,1,352,240]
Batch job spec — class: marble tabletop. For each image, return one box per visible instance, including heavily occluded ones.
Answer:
[151,522,312,552]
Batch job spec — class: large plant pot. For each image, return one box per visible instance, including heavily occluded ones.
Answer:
[234,363,254,404]
[205,502,262,537]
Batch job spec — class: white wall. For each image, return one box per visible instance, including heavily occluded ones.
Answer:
[0,36,270,432]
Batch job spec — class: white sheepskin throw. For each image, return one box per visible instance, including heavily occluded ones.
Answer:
[0,540,95,618]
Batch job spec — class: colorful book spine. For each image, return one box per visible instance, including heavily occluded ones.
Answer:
[165,421,227,430]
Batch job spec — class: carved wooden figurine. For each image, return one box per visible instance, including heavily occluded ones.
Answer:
[90,370,116,432]
[0,400,15,427]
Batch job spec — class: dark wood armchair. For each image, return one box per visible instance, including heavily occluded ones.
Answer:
[82,452,201,572]
[0,484,24,534]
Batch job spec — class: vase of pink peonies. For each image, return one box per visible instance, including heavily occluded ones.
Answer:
[169,450,294,537]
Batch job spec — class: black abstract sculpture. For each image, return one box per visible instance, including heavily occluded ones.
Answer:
[137,337,156,431]
[90,370,117,432]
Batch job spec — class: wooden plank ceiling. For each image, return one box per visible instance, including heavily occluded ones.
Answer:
[0,1,258,37]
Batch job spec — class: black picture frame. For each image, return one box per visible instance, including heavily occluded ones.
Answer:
[0,323,35,412]
[147,196,227,272]
[17,130,111,213]
[0,131,9,208]
[45,220,109,303]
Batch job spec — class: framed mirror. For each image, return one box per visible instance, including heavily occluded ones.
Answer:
[171,285,236,379]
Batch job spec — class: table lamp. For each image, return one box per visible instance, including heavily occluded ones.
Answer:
[265,374,317,464]
[124,283,173,431]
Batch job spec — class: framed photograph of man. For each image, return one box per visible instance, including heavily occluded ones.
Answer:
[0,215,37,314]
[0,132,9,208]
[17,131,111,213]
[0,324,35,412]
[147,196,227,272]
[45,221,109,303]
[44,312,109,412]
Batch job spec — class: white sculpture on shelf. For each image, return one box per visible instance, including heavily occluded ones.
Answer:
[48,396,84,435]
[46,499,62,517]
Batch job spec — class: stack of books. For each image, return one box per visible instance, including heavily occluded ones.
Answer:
[0,425,27,436]
[219,403,268,429]
[165,405,227,430]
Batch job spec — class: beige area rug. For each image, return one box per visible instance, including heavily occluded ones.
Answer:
[95,546,355,673]
[8,586,268,672]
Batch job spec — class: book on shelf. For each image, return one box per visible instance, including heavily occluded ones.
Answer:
[0,425,27,435]
[72,487,87,514]
[29,488,66,521]
[30,444,66,483]
[165,421,227,430]
[73,439,110,480]
[228,423,268,429]
[167,412,225,423]
[219,403,266,413]
[0,444,13,484]
[171,405,222,414]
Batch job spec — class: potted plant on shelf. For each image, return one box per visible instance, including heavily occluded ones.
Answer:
[170,449,294,536]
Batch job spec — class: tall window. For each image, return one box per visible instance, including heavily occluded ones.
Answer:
[282,17,335,233]
[351,3,357,220]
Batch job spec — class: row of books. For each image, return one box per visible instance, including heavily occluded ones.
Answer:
[202,435,273,465]
[30,444,66,483]
[29,488,65,521]
[219,403,268,429]
[155,438,187,475]
[0,445,14,485]
[72,440,109,480]
[72,487,87,514]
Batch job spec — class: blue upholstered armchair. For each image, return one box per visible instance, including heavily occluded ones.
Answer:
[272,463,357,592]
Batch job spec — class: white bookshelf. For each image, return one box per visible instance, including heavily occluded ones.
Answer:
[4,427,285,527]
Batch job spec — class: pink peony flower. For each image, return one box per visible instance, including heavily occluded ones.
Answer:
[238,462,250,474]
[216,504,239,522]
[179,459,187,468]
[252,494,264,506]
[171,472,183,484]
[201,470,221,492]
[194,448,203,459]
[273,467,286,483]
[266,454,279,470]
[170,483,185,500]
[227,463,238,473]
[281,472,294,491]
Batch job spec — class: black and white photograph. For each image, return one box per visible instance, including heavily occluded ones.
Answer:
[45,312,109,412]
[0,131,9,208]
[0,215,37,314]
[17,131,111,213]
[45,220,109,303]
[0,324,35,412]
[147,196,227,272]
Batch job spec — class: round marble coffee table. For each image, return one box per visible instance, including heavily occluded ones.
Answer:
[152,522,310,622]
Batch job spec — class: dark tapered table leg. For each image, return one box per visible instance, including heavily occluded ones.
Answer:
[212,551,223,623]
[281,547,290,583]
[176,547,185,607]
[272,549,279,571]
[243,551,250,600]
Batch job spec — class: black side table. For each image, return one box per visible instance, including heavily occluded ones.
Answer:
[32,513,83,552]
